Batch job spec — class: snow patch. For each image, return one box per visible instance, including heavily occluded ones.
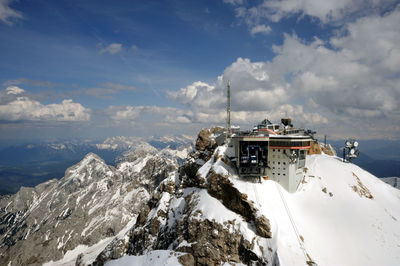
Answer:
[105,250,186,266]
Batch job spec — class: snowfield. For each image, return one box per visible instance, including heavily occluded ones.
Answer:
[224,150,400,265]
[105,250,186,266]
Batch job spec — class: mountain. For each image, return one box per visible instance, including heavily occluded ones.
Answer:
[0,135,193,195]
[1,129,399,265]
[0,146,178,265]
[96,135,194,152]
[381,177,400,189]
[95,129,400,265]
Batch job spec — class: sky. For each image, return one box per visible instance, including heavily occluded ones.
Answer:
[0,0,399,143]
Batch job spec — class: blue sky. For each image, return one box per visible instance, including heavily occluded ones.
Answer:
[1,0,400,142]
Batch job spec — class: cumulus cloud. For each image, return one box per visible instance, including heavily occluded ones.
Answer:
[166,6,400,138]
[0,0,23,25]
[99,43,122,55]
[5,86,24,95]
[166,81,220,108]
[250,24,272,35]
[0,87,90,122]
[104,105,192,125]
[228,0,397,36]
[264,0,397,23]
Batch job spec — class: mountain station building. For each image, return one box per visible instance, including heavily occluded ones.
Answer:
[229,118,313,192]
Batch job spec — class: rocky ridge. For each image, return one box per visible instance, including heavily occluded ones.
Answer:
[0,146,178,265]
[94,127,277,265]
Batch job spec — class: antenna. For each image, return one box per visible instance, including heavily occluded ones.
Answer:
[342,139,360,162]
[227,80,231,138]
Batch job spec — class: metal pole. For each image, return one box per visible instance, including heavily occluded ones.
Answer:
[227,80,231,138]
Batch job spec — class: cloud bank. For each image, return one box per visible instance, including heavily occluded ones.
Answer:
[162,5,400,139]
[0,87,91,122]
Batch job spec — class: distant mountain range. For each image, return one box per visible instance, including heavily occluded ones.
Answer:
[327,139,400,178]
[0,136,194,195]
[0,136,398,195]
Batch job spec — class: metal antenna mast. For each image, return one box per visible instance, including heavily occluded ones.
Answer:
[227,80,231,138]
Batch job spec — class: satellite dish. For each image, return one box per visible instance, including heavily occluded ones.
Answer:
[342,139,360,162]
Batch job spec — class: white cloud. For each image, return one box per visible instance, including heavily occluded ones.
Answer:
[0,87,90,122]
[100,43,122,55]
[228,0,397,36]
[266,0,397,23]
[223,0,244,5]
[0,0,23,25]
[104,105,192,125]
[296,72,338,91]
[250,24,272,35]
[6,86,24,95]
[166,6,400,138]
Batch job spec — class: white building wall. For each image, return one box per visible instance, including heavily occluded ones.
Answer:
[267,148,304,193]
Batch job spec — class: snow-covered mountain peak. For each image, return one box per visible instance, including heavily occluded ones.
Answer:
[0,149,178,265]
[62,152,113,187]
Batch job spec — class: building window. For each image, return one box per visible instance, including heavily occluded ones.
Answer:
[278,162,280,164]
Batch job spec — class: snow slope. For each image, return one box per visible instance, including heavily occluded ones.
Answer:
[105,250,185,266]
[226,151,400,265]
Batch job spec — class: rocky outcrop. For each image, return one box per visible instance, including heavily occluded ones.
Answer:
[195,127,225,154]
[307,141,322,155]
[195,128,212,152]
[206,170,272,239]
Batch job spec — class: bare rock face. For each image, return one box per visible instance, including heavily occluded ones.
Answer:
[0,149,178,266]
[94,130,276,266]
[206,170,272,239]
[195,128,212,152]
[195,127,223,153]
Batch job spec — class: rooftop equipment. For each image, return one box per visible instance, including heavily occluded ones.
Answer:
[342,139,360,162]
